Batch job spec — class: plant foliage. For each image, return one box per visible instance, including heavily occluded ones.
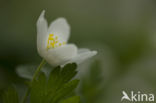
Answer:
[30,63,80,103]
[2,87,19,103]
[2,63,80,103]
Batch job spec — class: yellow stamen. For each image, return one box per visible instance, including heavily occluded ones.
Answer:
[63,42,66,45]
[59,43,62,46]
[47,34,66,49]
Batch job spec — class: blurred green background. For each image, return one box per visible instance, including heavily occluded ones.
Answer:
[1,0,156,103]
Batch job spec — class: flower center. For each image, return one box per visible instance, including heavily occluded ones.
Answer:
[47,34,66,49]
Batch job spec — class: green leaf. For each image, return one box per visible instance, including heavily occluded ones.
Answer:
[2,87,19,103]
[52,79,79,103]
[61,63,77,83]
[47,63,77,95]
[47,66,61,93]
[30,73,47,103]
[30,63,79,103]
[59,96,80,103]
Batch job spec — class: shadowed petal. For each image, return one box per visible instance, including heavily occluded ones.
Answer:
[37,10,48,57]
[68,49,97,64]
[45,44,77,66]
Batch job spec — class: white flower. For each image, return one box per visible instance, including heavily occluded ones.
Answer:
[37,10,97,66]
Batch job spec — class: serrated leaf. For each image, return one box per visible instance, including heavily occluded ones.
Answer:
[30,73,47,103]
[59,96,80,103]
[47,63,77,95]
[30,63,79,103]
[51,79,79,103]
[61,63,77,83]
[47,66,61,92]
[3,87,19,103]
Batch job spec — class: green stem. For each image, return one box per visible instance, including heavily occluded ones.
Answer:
[22,59,46,103]
[32,59,46,81]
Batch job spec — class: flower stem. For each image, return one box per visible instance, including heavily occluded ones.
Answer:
[22,59,46,103]
[32,59,46,81]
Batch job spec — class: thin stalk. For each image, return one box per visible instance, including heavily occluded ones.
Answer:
[22,59,46,103]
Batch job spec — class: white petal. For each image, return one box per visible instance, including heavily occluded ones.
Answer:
[37,10,48,57]
[68,49,97,64]
[48,18,70,42]
[78,48,90,53]
[45,44,77,66]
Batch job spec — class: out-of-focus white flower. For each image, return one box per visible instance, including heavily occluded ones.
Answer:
[37,10,97,66]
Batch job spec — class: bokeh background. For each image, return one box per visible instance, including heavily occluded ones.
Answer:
[1,0,156,103]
